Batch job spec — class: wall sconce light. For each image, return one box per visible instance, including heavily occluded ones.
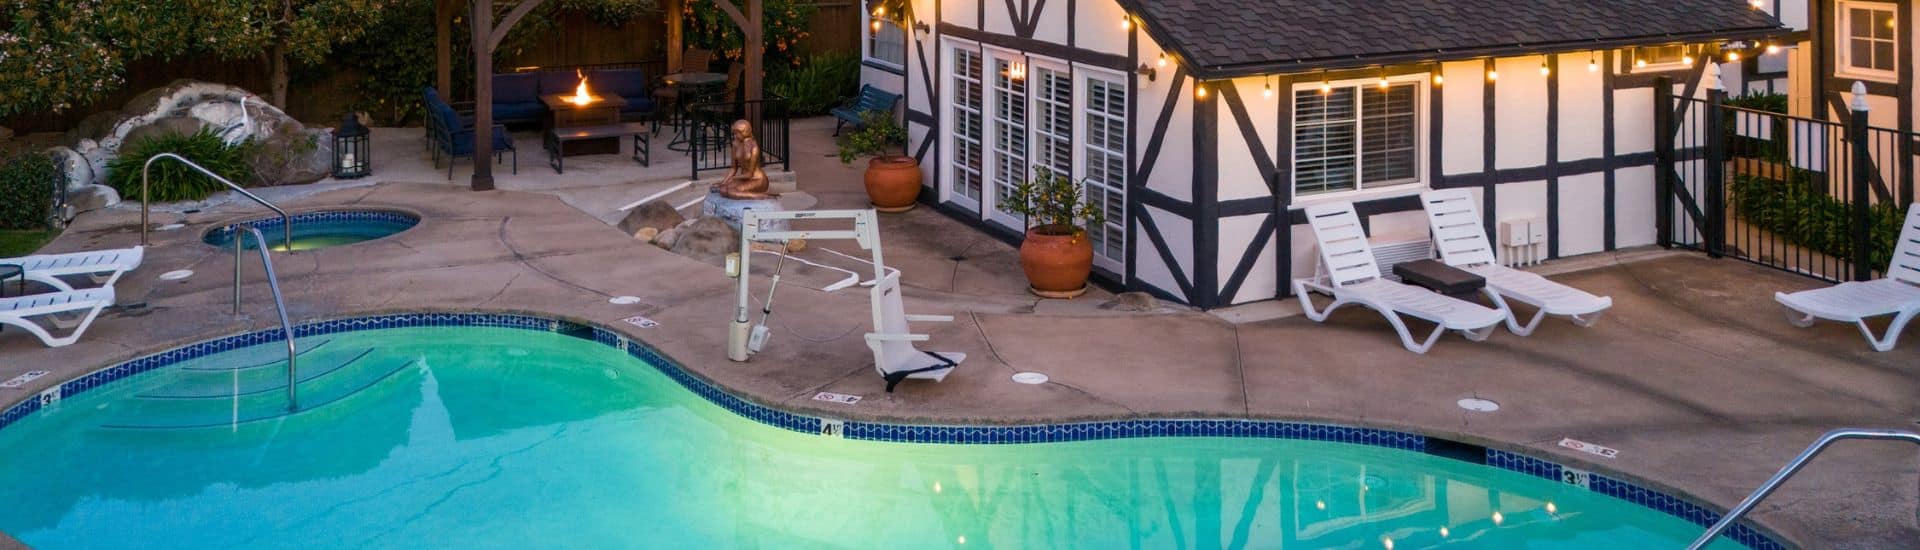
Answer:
[912,20,931,35]
[1137,63,1158,81]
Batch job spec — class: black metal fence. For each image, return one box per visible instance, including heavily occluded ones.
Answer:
[687,97,792,181]
[1658,79,1914,283]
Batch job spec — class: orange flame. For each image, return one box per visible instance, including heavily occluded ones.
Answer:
[568,70,594,106]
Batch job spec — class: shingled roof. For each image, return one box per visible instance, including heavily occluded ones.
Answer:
[1124,0,1787,78]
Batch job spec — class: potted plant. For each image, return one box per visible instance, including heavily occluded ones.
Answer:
[838,111,920,212]
[1007,166,1105,298]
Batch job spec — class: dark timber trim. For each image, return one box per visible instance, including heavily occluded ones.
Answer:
[1603,49,1619,251]
[1132,67,1190,186]
[1137,205,1197,299]
[1546,55,1561,259]
[1482,58,1498,239]
[1193,80,1222,308]
[863,59,908,76]
[937,24,1131,72]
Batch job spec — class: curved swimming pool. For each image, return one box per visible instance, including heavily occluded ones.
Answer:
[203,210,419,251]
[0,315,1776,548]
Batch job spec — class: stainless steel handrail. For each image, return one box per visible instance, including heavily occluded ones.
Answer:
[1686,429,1920,550]
[232,225,300,412]
[140,153,293,250]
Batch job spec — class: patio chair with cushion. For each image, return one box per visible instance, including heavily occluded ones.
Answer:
[588,68,659,122]
[832,85,901,136]
[428,99,516,179]
[1776,202,1920,352]
[866,271,965,392]
[1419,189,1613,335]
[491,73,545,126]
[1294,201,1504,354]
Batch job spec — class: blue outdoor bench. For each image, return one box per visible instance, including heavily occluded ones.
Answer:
[832,85,902,136]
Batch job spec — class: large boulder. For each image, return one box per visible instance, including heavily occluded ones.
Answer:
[44,147,93,192]
[667,217,740,263]
[67,184,121,214]
[51,79,331,190]
[618,201,686,239]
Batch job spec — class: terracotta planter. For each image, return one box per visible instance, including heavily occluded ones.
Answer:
[864,156,922,212]
[1019,225,1094,299]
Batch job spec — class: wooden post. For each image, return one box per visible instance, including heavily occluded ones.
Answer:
[471,0,496,191]
[1654,76,1674,249]
[665,0,684,73]
[435,0,454,95]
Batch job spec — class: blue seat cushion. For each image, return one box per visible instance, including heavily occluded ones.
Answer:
[493,102,545,122]
[589,68,650,99]
[619,97,657,115]
[447,125,513,155]
[539,71,581,97]
[493,73,539,104]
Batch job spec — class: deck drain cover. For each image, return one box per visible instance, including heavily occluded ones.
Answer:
[1457,398,1500,412]
[608,295,643,305]
[158,270,194,281]
[1011,372,1049,385]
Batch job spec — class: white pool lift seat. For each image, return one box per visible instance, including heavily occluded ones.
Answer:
[1,287,115,348]
[1419,189,1613,335]
[6,245,144,293]
[1776,203,1920,352]
[866,271,965,391]
[1294,201,1504,354]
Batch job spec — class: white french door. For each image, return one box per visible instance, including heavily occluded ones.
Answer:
[946,44,985,211]
[983,50,1029,229]
[1079,72,1128,272]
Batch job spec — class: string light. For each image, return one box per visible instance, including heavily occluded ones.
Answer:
[1433,73,1445,86]
[1589,52,1600,72]
[1196,83,1209,99]
[1539,60,1551,76]
[1727,51,1741,62]
[1682,45,1696,66]
[1749,0,1763,7]
[1487,69,1500,81]
[1378,72,1390,89]
[1320,73,1332,94]
[1122,16,1133,30]
[1766,43,1781,55]
[1636,58,1648,68]
[1263,76,1274,99]
[1158,53,1169,68]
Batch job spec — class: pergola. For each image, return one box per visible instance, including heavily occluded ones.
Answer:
[431,0,769,191]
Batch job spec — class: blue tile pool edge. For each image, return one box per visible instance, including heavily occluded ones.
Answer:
[0,312,1788,550]
[202,209,422,245]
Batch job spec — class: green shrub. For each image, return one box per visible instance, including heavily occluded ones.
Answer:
[1725,91,1788,114]
[770,51,861,117]
[107,128,252,202]
[1731,172,1907,271]
[838,110,907,163]
[0,151,59,230]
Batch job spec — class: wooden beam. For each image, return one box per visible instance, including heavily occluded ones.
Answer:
[471,0,496,191]
[665,0,684,72]
[489,0,548,52]
[435,0,455,95]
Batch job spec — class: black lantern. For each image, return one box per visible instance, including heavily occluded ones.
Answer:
[332,113,371,179]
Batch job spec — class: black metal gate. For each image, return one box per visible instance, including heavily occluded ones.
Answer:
[1657,79,1913,283]
[687,97,791,181]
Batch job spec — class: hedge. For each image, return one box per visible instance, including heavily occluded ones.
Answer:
[0,151,58,230]
[1730,172,1906,272]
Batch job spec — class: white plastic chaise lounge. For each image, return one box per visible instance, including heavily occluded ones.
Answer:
[1,287,115,348]
[1775,203,1920,352]
[5,245,144,292]
[1294,202,1505,354]
[866,271,966,392]
[1419,189,1613,335]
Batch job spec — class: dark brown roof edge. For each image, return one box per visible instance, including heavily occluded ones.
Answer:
[1188,26,1791,80]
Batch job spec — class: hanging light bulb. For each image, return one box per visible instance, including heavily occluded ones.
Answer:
[1766,43,1781,55]
[1263,77,1274,99]
[871,19,883,34]
[1122,16,1133,30]
[1378,74,1390,89]
[1320,75,1332,94]
[1196,83,1209,99]
[1749,0,1763,7]
[1158,53,1169,68]
[875,6,886,16]
[1539,61,1551,76]
[1636,58,1648,68]
[1683,54,1695,66]
[1487,69,1500,81]
[1433,73,1444,85]
[1727,51,1741,62]
[1589,52,1600,72]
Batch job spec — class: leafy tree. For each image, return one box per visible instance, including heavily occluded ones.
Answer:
[185,0,398,108]
[0,0,200,116]
[684,0,813,69]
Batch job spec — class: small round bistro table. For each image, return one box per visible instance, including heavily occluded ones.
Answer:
[662,72,730,152]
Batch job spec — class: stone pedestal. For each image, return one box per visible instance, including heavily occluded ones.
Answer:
[701,189,789,236]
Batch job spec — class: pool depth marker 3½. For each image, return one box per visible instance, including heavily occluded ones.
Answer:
[728,209,885,362]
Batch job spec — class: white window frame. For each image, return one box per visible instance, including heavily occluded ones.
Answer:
[1837,0,1899,81]
[982,46,1030,229]
[1287,73,1430,206]
[1074,64,1129,272]
[863,7,908,71]
[941,38,986,211]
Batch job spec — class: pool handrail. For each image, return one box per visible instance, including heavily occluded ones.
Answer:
[231,224,300,412]
[140,153,293,251]
[1685,428,1920,550]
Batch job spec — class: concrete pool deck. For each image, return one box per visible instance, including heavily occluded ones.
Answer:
[2,122,1916,548]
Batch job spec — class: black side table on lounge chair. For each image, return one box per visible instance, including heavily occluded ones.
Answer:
[1392,259,1486,299]
[0,264,21,297]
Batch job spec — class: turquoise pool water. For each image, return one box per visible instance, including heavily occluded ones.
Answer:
[202,210,419,251]
[0,326,1744,549]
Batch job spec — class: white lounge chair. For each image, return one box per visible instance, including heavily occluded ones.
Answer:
[1419,189,1613,335]
[1,287,115,348]
[1294,201,1504,354]
[1776,203,1920,352]
[866,271,965,391]
[6,246,144,293]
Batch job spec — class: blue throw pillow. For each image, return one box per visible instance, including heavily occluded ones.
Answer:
[589,69,649,99]
[493,73,539,103]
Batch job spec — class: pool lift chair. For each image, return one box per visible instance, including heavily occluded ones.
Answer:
[728,208,965,391]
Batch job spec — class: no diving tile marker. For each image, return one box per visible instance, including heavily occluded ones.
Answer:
[813,392,861,405]
[1559,438,1619,459]
[0,371,48,389]
[621,316,660,329]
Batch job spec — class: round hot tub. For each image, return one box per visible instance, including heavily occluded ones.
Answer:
[203,210,419,251]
